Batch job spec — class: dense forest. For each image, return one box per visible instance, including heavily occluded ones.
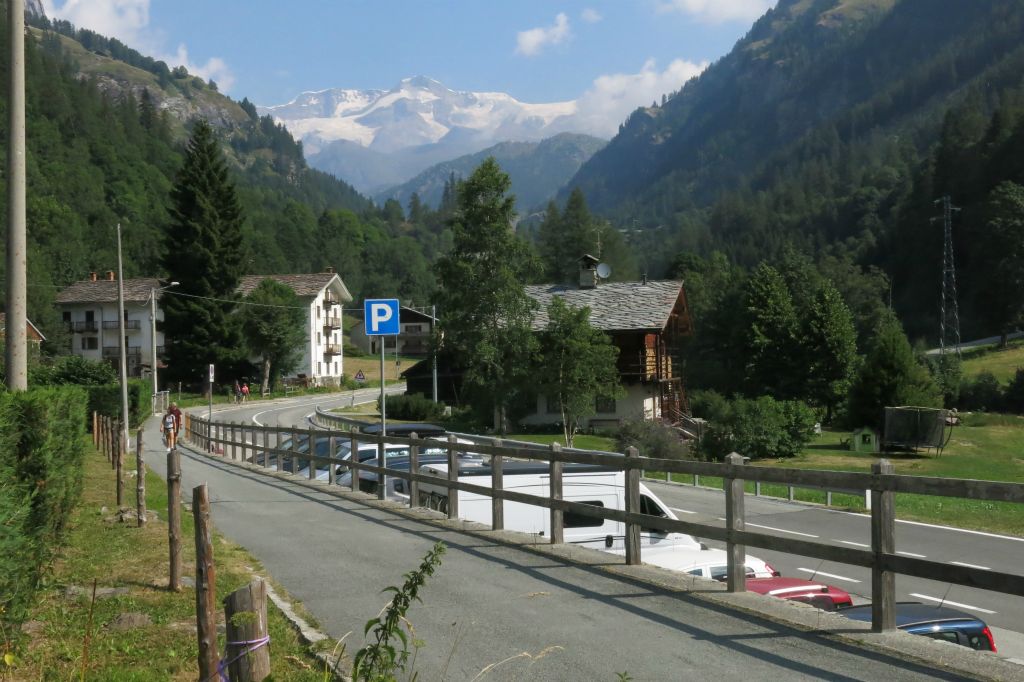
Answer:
[567,0,1024,343]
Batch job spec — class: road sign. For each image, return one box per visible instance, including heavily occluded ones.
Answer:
[208,364,215,383]
[354,370,366,383]
[364,298,400,335]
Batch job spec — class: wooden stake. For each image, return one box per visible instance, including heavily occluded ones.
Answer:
[193,483,218,678]
[223,578,271,681]
[136,426,146,527]
[167,449,182,591]
[115,422,124,506]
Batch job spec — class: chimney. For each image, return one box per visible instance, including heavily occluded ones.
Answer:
[641,272,648,286]
[324,266,335,274]
[89,271,98,282]
[105,271,115,281]
[578,254,599,289]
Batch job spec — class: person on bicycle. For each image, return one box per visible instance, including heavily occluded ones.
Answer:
[161,407,178,452]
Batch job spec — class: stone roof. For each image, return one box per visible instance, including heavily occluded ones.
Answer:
[55,278,162,304]
[237,273,352,301]
[0,313,46,341]
[524,280,685,332]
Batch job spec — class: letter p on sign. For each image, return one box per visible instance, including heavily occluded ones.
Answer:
[363,299,400,336]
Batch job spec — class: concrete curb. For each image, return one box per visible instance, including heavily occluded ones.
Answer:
[178,440,1024,682]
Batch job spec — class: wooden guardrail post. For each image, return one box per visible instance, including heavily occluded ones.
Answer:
[167,448,182,591]
[491,438,504,530]
[549,442,563,544]
[115,421,124,506]
[871,458,895,632]
[328,435,337,486]
[624,446,641,565]
[408,432,418,508]
[308,428,317,481]
[349,428,359,492]
[231,421,238,460]
[446,434,459,519]
[135,427,146,527]
[93,411,98,448]
[290,430,299,475]
[377,433,386,499]
[103,416,110,464]
[223,578,271,681]
[193,483,218,679]
[725,452,747,593]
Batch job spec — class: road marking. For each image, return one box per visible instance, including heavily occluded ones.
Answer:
[950,561,990,570]
[250,391,379,426]
[836,540,870,548]
[797,568,861,583]
[897,551,927,558]
[746,523,818,538]
[670,507,697,515]
[909,593,996,614]
[834,510,1024,543]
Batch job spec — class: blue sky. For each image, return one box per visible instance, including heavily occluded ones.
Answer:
[42,1,772,113]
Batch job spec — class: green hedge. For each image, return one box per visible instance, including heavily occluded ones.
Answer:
[85,379,150,429]
[0,386,87,635]
[379,393,445,421]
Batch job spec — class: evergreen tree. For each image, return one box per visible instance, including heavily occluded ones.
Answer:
[804,280,858,421]
[161,120,247,386]
[536,200,562,281]
[846,313,941,430]
[536,298,622,447]
[408,192,425,225]
[976,181,1024,345]
[433,158,539,431]
[742,263,800,398]
[239,279,305,394]
[536,189,601,283]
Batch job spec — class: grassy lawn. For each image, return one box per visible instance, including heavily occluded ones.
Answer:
[12,445,332,679]
[342,354,419,384]
[960,339,1024,382]
[505,433,619,452]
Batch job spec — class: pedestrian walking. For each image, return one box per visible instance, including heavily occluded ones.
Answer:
[241,382,250,402]
[160,406,178,452]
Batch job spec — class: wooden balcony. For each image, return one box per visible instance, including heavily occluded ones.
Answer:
[102,319,141,330]
[324,343,342,356]
[71,320,98,333]
[323,315,342,329]
[103,346,142,360]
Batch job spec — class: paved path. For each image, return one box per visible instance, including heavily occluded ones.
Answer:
[135,395,982,681]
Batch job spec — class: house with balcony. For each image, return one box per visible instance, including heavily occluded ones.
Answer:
[236,270,353,386]
[349,306,435,358]
[55,271,164,378]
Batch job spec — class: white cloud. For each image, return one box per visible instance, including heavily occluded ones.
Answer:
[42,0,235,91]
[581,8,602,23]
[515,12,571,57]
[572,58,706,137]
[656,0,773,23]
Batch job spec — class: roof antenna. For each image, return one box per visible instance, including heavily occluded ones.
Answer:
[807,558,825,583]
[936,582,954,609]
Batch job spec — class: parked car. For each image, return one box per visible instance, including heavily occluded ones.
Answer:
[337,441,484,494]
[841,603,997,652]
[360,423,446,437]
[745,576,853,610]
[631,545,778,579]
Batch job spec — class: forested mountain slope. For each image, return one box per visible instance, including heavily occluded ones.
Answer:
[565,0,1024,341]
[0,14,444,343]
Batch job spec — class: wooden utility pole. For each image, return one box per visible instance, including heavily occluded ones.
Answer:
[223,579,271,681]
[135,427,146,527]
[167,449,182,591]
[193,484,218,678]
[4,0,27,391]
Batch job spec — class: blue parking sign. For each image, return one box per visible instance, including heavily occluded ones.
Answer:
[364,299,400,335]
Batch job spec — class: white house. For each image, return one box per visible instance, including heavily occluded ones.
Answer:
[55,271,166,378]
[236,270,353,386]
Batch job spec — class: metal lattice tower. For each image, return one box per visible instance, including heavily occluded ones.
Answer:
[935,196,962,356]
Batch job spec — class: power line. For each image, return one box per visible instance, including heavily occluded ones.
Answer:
[163,289,308,310]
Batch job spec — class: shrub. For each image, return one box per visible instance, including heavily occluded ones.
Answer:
[83,380,150,428]
[1003,368,1024,414]
[615,418,691,460]
[958,371,1003,412]
[380,393,444,421]
[0,386,87,636]
[698,395,816,461]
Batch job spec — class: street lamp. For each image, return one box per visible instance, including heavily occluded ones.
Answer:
[150,281,179,397]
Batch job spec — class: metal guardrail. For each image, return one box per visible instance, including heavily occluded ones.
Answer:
[182,413,1024,634]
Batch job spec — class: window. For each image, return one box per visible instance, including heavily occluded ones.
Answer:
[334,362,338,374]
[317,331,321,344]
[925,632,961,645]
[710,565,755,581]
[639,494,668,534]
[85,310,94,322]
[564,500,605,528]
[62,311,71,323]
[406,324,422,333]
[80,337,97,350]
[317,362,322,374]
[967,632,993,651]
[595,395,616,414]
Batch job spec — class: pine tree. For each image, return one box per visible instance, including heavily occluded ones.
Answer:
[742,263,800,398]
[161,120,246,387]
[433,158,539,431]
[976,181,1024,346]
[805,280,858,421]
[536,200,562,281]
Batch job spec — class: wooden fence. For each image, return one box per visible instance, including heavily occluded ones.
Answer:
[182,413,1024,633]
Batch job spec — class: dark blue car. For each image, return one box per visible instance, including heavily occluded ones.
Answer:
[841,603,996,652]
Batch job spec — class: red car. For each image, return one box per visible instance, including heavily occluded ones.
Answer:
[746,576,854,611]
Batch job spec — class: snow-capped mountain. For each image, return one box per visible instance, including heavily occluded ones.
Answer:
[258,76,585,193]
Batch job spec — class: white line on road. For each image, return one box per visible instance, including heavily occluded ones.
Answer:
[909,593,996,614]
[797,568,861,583]
[746,523,818,538]
[897,551,927,558]
[950,561,991,570]
[251,391,380,426]
[835,510,1024,543]
[670,507,697,515]
[836,540,870,548]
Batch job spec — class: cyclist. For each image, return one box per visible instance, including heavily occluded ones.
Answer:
[160,406,178,452]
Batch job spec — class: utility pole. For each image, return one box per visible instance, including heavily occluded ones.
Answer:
[5,0,27,391]
[934,196,962,357]
[431,304,438,404]
[117,224,131,450]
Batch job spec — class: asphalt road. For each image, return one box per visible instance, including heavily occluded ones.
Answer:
[644,480,1024,661]
[139,392,980,681]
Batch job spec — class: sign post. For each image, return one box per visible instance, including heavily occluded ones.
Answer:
[207,363,215,450]
[363,299,400,437]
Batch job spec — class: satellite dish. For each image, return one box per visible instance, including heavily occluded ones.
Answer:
[596,263,612,279]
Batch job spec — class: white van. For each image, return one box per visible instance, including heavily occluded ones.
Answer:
[607,544,778,579]
[416,461,702,552]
